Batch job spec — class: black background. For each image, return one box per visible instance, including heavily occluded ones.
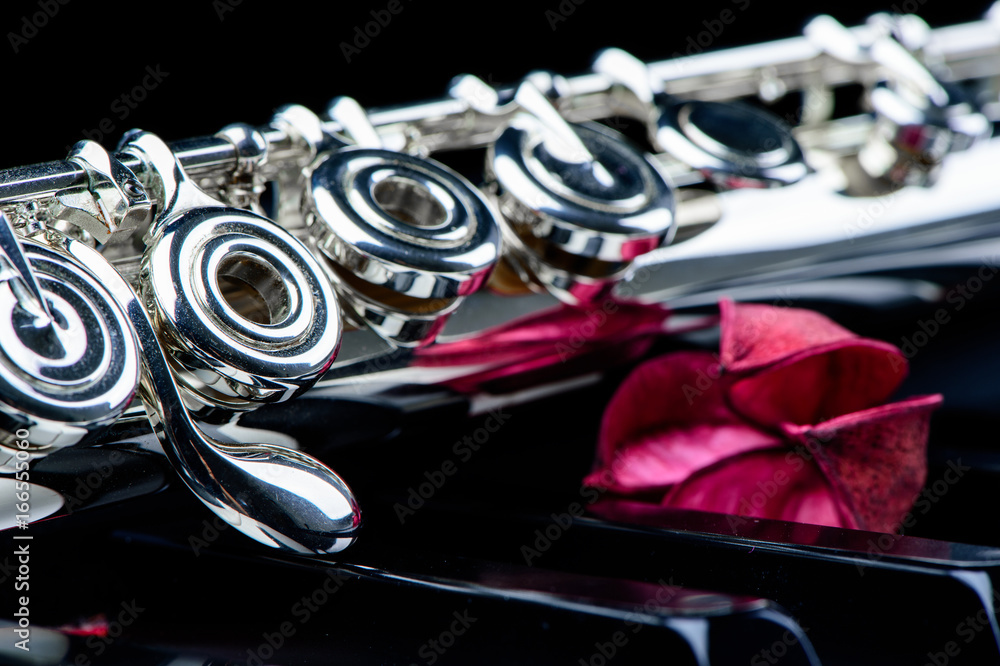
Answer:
[0,0,989,171]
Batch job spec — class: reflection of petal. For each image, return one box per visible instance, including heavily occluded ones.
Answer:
[417,303,669,367]
[586,498,842,545]
[58,615,110,637]
[414,303,670,393]
[720,299,908,427]
[662,449,856,529]
[783,395,943,533]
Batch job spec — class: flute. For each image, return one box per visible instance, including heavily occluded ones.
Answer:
[1,6,998,553]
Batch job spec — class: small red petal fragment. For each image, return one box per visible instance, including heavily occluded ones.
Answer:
[414,303,670,393]
[416,303,669,368]
[58,615,109,637]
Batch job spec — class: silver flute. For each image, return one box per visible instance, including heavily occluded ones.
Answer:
[1,6,999,554]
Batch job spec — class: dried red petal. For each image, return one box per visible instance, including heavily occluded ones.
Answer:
[720,299,908,427]
[585,423,782,495]
[587,497,854,545]
[584,299,941,534]
[662,448,856,528]
[721,299,875,372]
[782,394,942,533]
[589,351,781,494]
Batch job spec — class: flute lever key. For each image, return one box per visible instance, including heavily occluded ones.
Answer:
[65,235,360,554]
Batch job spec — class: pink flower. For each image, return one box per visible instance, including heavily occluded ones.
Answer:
[584,300,943,533]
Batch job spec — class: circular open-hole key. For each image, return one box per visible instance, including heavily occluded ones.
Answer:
[99,131,358,553]
[300,98,503,348]
[485,80,676,305]
[121,131,343,413]
[0,210,138,470]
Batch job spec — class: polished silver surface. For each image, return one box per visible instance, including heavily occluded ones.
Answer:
[268,104,332,233]
[51,140,152,245]
[0,5,998,557]
[0,217,139,468]
[308,150,500,299]
[488,96,675,304]
[212,123,269,213]
[655,100,807,188]
[33,132,363,553]
[326,96,384,149]
[305,115,501,346]
[271,103,334,165]
[807,14,991,186]
[595,48,808,189]
[0,212,53,325]
[627,133,1000,302]
[64,234,360,554]
[121,132,342,410]
[0,12,995,206]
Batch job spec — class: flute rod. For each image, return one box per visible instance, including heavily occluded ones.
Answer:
[0,16,997,207]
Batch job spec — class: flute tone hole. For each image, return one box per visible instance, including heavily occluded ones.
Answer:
[372,176,447,228]
[216,253,290,325]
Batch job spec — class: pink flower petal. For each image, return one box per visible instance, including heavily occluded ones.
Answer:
[585,423,781,494]
[581,299,941,534]
[662,448,856,529]
[728,345,910,428]
[783,394,942,533]
[720,300,908,427]
[589,351,781,494]
[598,352,728,457]
[720,299,875,372]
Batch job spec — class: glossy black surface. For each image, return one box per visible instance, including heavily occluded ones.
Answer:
[5,268,1000,664]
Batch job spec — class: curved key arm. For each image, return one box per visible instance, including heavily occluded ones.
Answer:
[59,235,361,555]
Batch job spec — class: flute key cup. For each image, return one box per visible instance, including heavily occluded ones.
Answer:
[118,131,357,553]
[594,48,808,191]
[0,215,139,470]
[305,139,502,348]
[121,132,342,412]
[487,87,676,306]
[653,100,808,189]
